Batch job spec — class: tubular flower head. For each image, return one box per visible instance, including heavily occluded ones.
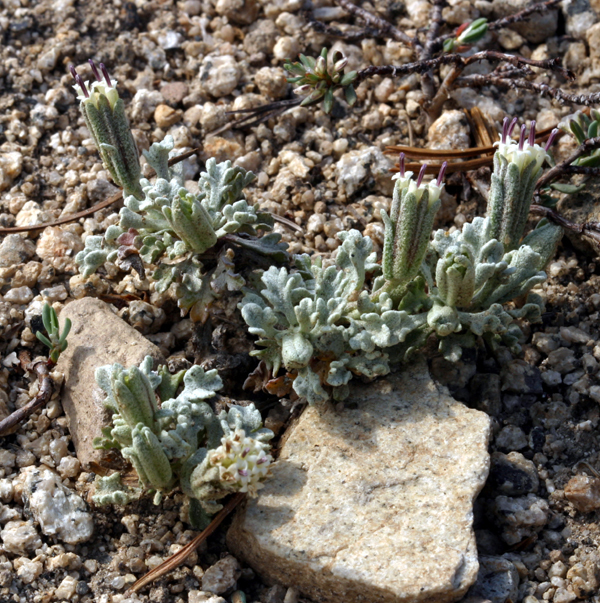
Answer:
[486,118,552,251]
[392,157,446,206]
[70,61,143,200]
[494,119,549,174]
[207,428,272,496]
[71,61,119,109]
[382,161,447,303]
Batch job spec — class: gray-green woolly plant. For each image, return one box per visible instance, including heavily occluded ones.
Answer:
[93,356,273,527]
[240,119,563,403]
[75,133,287,321]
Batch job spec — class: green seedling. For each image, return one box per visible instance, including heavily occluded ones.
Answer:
[35,303,71,364]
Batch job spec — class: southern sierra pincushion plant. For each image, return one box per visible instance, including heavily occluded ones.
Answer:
[72,61,287,323]
[92,356,273,528]
[240,119,563,403]
[70,60,563,454]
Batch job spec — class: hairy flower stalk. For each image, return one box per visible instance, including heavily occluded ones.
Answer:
[380,157,447,303]
[70,60,143,200]
[486,118,556,250]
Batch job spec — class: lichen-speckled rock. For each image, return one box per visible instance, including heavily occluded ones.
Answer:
[56,297,164,470]
[227,360,491,603]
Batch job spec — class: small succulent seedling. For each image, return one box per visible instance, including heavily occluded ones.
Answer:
[35,303,71,365]
[560,109,600,169]
[284,47,357,113]
[443,18,488,53]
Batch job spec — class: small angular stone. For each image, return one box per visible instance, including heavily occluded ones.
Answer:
[564,475,600,514]
[56,298,164,470]
[201,555,241,594]
[154,104,182,128]
[228,360,491,603]
[465,556,519,603]
[489,452,539,496]
[160,82,189,105]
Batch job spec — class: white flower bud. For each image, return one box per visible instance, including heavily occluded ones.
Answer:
[208,429,272,497]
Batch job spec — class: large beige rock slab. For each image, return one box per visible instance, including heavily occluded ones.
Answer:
[227,360,491,603]
[57,298,164,470]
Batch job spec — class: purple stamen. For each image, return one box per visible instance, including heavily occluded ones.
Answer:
[241,447,250,458]
[89,59,102,82]
[399,152,406,177]
[518,124,527,151]
[501,116,510,144]
[69,65,89,98]
[99,63,112,87]
[437,161,448,187]
[238,469,249,477]
[416,163,427,187]
[545,128,559,151]
[257,457,268,465]
[507,117,518,139]
[528,120,536,146]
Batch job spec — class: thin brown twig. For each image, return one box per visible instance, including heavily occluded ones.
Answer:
[0,190,124,235]
[355,51,571,84]
[127,493,245,594]
[425,65,462,121]
[210,98,302,137]
[0,354,54,436]
[385,124,556,159]
[0,148,201,235]
[420,0,446,100]
[332,0,417,49]
[306,17,383,42]
[456,75,600,105]
[536,136,600,190]
[531,203,600,246]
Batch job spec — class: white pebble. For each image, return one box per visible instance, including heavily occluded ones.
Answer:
[54,575,78,599]
[0,478,14,503]
[21,466,94,545]
[3,286,34,304]
[17,559,43,584]
[57,456,80,478]
[0,520,42,555]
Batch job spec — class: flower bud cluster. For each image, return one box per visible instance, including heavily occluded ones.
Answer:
[208,428,272,497]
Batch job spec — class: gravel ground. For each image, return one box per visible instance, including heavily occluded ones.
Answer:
[2,0,600,602]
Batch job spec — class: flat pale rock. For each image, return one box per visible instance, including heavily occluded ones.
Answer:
[227,360,491,603]
[57,298,164,470]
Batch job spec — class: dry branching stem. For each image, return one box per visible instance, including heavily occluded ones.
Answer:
[0,352,55,436]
